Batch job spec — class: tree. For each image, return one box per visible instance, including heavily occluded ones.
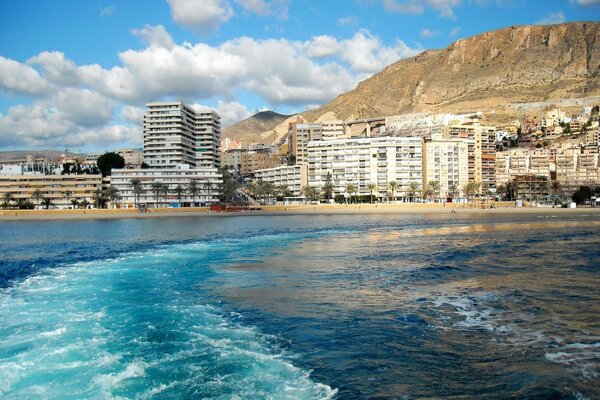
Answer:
[63,190,73,207]
[407,182,420,202]
[422,184,433,201]
[104,186,121,209]
[428,180,441,202]
[220,170,239,204]
[448,183,459,200]
[188,179,200,206]
[150,181,165,208]
[388,181,398,203]
[80,199,90,209]
[2,192,13,209]
[41,197,53,209]
[173,185,185,206]
[71,198,79,209]
[96,152,125,177]
[322,172,334,201]
[551,180,561,195]
[31,188,44,208]
[572,186,593,205]
[130,178,143,208]
[367,182,377,204]
[203,181,213,204]
[302,185,321,202]
[496,184,507,200]
[345,183,357,204]
[92,188,105,209]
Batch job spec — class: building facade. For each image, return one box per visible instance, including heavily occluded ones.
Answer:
[423,136,469,198]
[143,102,221,169]
[307,137,423,200]
[0,174,103,209]
[289,122,322,165]
[110,165,222,208]
[254,165,308,197]
[449,123,496,189]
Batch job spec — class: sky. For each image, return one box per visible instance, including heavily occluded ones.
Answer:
[0,0,599,152]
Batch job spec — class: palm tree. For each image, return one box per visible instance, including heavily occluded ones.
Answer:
[130,178,143,208]
[92,188,104,209]
[173,185,185,206]
[71,198,79,209]
[302,185,321,202]
[2,192,13,209]
[203,181,213,204]
[551,180,561,195]
[188,179,199,207]
[428,180,441,202]
[41,197,53,210]
[388,181,398,203]
[31,188,44,208]
[80,198,90,209]
[407,182,420,202]
[104,186,121,209]
[150,181,164,208]
[63,190,73,208]
[448,183,459,200]
[345,183,357,204]
[367,182,377,204]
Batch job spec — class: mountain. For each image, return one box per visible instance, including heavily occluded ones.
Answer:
[304,22,600,124]
[222,111,294,148]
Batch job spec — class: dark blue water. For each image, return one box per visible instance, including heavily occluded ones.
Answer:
[1,213,599,399]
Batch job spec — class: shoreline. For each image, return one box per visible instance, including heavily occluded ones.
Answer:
[1,203,600,221]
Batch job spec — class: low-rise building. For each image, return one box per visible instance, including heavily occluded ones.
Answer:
[254,165,308,197]
[110,165,222,208]
[0,174,102,208]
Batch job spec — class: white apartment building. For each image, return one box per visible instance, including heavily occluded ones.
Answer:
[321,120,349,141]
[254,165,308,197]
[423,136,469,198]
[449,123,496,189]
[111,165,222,208]
[307,137,423,200]
[143,102,221,169]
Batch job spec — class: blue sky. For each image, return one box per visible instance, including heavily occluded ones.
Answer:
[0,0,599,152]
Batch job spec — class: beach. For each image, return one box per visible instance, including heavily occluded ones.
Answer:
[1,202,599,221]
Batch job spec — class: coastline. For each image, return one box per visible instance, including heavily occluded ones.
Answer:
[1,203,600,221]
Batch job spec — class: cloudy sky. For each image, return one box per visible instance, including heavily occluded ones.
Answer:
[1,0,599,152]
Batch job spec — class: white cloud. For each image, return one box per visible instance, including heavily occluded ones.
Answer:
[193,100,253,127]
[536,11,565,25]
[382,0,461,18]
[27,51,80,86]
[100,5,116,17]
[120,105,145,124]
[449,27,461,37]
[301,35,341,58]
[420,28,438,38]
[131,25,175,48]
[167,0,234,30]
[52,88,116,127]
[337,16,359,26]
[0,56,54,96]
[234,0,289,16]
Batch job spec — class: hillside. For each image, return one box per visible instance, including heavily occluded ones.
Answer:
[222,111,293,148]
[304,22,600,124]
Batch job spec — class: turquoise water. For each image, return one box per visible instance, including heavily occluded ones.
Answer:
[1,213,599,398]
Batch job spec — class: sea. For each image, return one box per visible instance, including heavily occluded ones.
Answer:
[0,212,599,399]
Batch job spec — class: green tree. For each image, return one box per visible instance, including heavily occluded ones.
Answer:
[71,198,79,209]
[322,172,334,200]
[104,186,121,209]
[572,186,593,205]
[96,152,125,177]
[367,182,377,204]
[407,182,420,202]
[150,181,165,208]
[92,188,105,209]
[302,185,321,202]
[448,183,459,200]
[173,185,185,206]
[2,192,13,209]
[31,188,44,207]
[203,181,213,204]
[63,190,73,207]
[388,181,398,202]
[551,180,561,195]
[220,170,239,204]
[130,178,143,209]
[41,197,53,209]
[188,179,200,206]
[80,198,90,209]
[428,180,441,202]
[345,183,357,204]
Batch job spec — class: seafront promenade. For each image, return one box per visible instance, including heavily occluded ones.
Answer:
[1,203,599,220]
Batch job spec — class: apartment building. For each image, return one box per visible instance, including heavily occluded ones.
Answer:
[449,123,496,189]
[254,165,308,197]
[321,120,349,141]
[0,174,102,209]
[240,150,283,176]
[289,122,322,164]
[423,136,469,198]
[307,137,423,200]
[110,165,222,208]
[143,102,221,169]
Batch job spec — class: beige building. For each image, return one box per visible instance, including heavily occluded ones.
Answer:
[254,165,308,197]
[321,120,349,141]
[240,150,283,176]
[449,123,496,189]
[0,174,103,209]
[423,135,469,198]
[289,122,322,165]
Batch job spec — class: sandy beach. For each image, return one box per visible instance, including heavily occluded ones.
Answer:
[1,203,599,221]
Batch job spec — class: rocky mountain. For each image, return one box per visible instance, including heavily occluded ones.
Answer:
[222,111,293,148]
[304,22,600,124]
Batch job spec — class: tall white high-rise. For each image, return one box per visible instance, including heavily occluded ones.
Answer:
[143,101,221,169]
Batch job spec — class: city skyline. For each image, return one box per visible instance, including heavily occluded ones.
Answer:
[1,0,599,151]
